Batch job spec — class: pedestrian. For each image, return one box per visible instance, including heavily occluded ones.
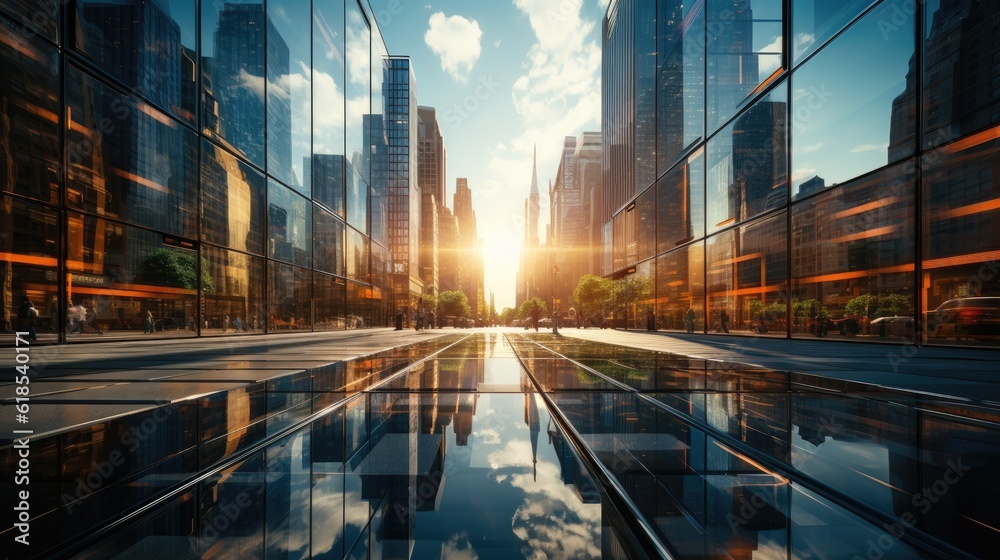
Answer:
[144,311,154,334]
[529,302,540,332]
[394,310,404,330]
[234,316,243,332]
[17,299,37,341]
[685,308,695,333]
[223,314,230,332]
[720,309,730,333]
[416,307,425,331]
[427,310,435,330]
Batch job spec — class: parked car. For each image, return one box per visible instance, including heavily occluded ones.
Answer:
[926,297,1000,341]
[870,316,914,337]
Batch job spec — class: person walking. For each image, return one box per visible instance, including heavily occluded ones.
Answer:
[720,309,730,333]
[685,308,695,333]
[416,307,425,331]
[529,302,541,332]
[144,311,154,334]
[18,299,38,341]
[394,310,404,330]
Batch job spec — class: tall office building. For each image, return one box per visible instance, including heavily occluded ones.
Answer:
[418,106,446,297]
[517,149,544,307]
[0,0,397,341]
[601,0,1000,347]
[384,56,424,317]
[454,178,483,316]
[550,137,579,315]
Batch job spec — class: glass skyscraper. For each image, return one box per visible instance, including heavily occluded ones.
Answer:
[0,0,395,341]
[602,0,1000,348]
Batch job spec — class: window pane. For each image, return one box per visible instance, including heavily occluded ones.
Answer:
[202,139,266,255]
[201,0,267,166]
[346,226,369,282]
[637,186,656,262]
[314,272,346,330]
[656,243,705,333]
[791,3,916,198]
[0,20,60,204]
[922,142,1000,347]
[66,65,199,239]
[707,81,787,233]
[1,195,58,341]
[922,0,1000,148]
[657,149,705,253]
[203,245,264,334]
[657,0,705,171]
[314,203,346,277]
[791,165,915,339]
[72,0,197,125]
[67,213,199,338]
[707,0,783,133]
[707,212,788,335]
[268,179,311,268]
[268,262,311,331]
[371,242,390,326]
[621,259,655,330]
[345,1,370,231]
[792,0,876,64]
[636,0,657,190]
[346,280,370,329]
[1,0,59,42]
[267,0,309,192]
[312,0,346,216]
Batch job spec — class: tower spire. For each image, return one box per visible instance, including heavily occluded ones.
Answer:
[530,144,539,195]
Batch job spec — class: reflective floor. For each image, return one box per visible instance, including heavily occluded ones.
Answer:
[64,334,998,559]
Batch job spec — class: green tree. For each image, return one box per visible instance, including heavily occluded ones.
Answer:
[499,306,517,326]
[845,293,913,319]
[438,290,472,317]
[573,274,613,318]
[518,297,547,319]
[134,249,213,293]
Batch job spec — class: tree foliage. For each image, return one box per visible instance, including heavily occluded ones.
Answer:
[845,293,913,319]
[134,249,213,293]
[518,297,547,319]
[573,274,613,317]
[499,307,517,326]
[438,290,471,317]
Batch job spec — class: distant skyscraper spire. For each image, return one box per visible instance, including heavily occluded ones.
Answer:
[526,144,540,246]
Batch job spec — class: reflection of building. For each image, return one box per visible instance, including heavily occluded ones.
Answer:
[0,0,399,340]
[601,0,999,346]
[212,3,289,166]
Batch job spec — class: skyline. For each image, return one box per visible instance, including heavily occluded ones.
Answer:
[369,0,609,310]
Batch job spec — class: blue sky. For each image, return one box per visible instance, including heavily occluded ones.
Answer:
[369,0,610,310]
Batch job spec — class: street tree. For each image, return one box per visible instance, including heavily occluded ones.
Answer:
[438,290,472,318]
[573,274,612,318]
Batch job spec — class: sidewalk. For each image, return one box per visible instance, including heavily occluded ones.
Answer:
[556,328,1000,404]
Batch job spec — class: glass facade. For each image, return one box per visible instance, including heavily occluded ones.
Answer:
[0,0,394,341]
[603,0,1000,347]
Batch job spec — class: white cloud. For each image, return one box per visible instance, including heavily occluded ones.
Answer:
[495,39,502,48]
[851,143,888,153]
[792,167,818,182]
[424,12,483,83]
[598,0,611,8]
[797,143,823,154]
[758,35,783,76]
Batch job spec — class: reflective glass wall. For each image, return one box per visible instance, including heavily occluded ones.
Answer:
[0,0,394,341]
[602,0,1000,347]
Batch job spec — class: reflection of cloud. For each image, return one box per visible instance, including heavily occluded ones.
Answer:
[441,532,479,560]
[850,143,887,153]
[237,69,266,101]
[424,12,483,82]
[792,168,817,182]
[312,68,345,154]
[488,439,533,469]
[476,428,501,445]
[795,32,815,51]
[758,35,783,75]
[508,462,602,559]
